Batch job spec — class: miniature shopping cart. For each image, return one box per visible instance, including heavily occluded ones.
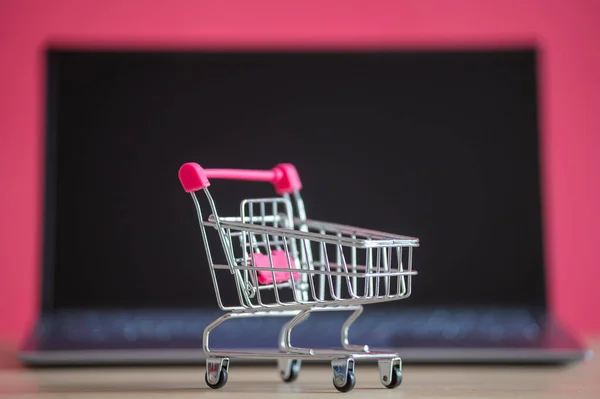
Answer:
[178,162,419,393]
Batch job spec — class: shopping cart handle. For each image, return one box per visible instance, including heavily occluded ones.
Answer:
[178,162,302,195]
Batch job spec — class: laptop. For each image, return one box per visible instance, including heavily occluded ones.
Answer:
[19,48,590,366]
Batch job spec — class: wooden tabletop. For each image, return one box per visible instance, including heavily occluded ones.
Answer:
[1,340,598,398]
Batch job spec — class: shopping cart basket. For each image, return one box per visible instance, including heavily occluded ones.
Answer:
[178,162,419,393]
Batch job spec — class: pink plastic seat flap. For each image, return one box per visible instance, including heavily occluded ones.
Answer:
[249,250,300,284]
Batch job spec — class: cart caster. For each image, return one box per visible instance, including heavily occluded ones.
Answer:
[333,371,356,393]
[383,368,402,388]
[279,359,301,383]
[205,368,228,389]
[331,358,356,393]
[205,358,229,389]
[378,357,402,389]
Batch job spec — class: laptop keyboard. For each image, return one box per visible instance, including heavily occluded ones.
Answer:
[36,308,543,350]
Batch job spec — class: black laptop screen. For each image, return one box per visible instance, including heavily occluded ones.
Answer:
[44,49,546,311]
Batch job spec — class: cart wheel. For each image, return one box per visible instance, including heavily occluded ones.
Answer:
[280,359,301,383]
[205,368,228,389]
[383,367,402,389]
[333,371,356,393]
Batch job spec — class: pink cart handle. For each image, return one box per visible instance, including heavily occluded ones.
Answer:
[178,162,302,195]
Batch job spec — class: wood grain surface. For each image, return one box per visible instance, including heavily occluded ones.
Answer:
[0,340,598,398]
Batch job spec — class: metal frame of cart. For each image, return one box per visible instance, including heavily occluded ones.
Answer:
[178,162,419,392]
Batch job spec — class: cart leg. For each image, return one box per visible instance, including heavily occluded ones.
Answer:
[278,308,313,355]
[378,357,402,389]
[205,357,229,389]
[341,306,370,352]
[331,357,356,393]
[203,313,233,354]
[277,310,312,382]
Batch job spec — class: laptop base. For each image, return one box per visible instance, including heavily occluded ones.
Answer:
[19,307,591,367]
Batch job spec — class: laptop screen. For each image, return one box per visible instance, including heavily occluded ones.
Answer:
[43,49,546,311]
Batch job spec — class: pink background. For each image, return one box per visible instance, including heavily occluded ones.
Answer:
[1,0,599,342]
